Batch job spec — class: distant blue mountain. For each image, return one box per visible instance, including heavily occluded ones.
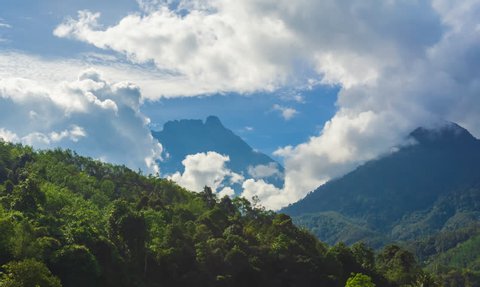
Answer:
[152,116,284,193]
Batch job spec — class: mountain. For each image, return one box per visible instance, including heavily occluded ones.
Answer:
[152,116,284,191]
[282,122,480,247]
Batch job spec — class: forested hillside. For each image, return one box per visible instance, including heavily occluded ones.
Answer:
[0,141,441,286]
[281,123,480,286]
[283,123,480,245]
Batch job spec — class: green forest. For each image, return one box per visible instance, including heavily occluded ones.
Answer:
[0,141,477,287]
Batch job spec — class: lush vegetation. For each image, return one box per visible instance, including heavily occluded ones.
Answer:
[0,141,440,286]
[408,226,480,287]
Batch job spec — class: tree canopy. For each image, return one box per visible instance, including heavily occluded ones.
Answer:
[0,141,448,286]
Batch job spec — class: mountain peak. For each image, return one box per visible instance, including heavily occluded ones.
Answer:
[410,122,476,146]
[205,115,223,127]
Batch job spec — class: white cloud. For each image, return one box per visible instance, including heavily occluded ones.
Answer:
[218,186,235,198]
[53,0,442,97]
[247,162,281,179]
[0,69,162,173]
[274,111,416,201]
[136,0,166,13]
[241,179,287,210]
[0,129,19,142]
[273,104,298,121]
[169,151,244,193]
[54,8,294,95]
[18,125,87,146]
[168,152,288,209]
[0,51,238,99]
[279,90,305,104]
[0,18,11,29]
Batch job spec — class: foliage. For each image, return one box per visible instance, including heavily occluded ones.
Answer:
[345,273,375,287]
[426,234,480,272]
[0,259,62,287]
[0,142,439,287]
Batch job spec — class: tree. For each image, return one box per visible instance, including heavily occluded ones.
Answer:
[329,242,361,278]
[0,259,61,287]
[108,200,147,256]
[51,245,100,287]
[414,272,440,287]
[11,178,45,213]
[377,245,420,285]
[345,273,376,287]
[351,242,375,271]
[200,186,216,209]
[0,212,15,264]
[218,196,236,216]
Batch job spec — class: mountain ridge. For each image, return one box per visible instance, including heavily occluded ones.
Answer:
[282,122,480,247]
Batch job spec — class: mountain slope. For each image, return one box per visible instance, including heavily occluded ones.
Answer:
[282,123,480,246]
[152,116,284,190]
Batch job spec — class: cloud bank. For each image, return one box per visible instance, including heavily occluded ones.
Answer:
[168,151,243,196]
[0,69,162,173]
[54,0,442,96]
[168,151,284,209]
[47,0,480,209]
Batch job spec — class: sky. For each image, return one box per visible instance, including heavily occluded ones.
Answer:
[1,0,480,209]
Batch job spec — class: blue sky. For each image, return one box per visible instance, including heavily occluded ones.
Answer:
[1,0,480,209]
[143,86,338,158]
[0,0,136,55]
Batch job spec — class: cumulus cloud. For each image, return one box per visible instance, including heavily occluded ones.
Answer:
[53,0,442,96]
[54,7,294,95]
[241,179,287,210]
[0,69,162,173]
[0,129,19,143]
[53,0,480,209]
[247,162,282,179]
[10,125,88,146]
[169,151,244,193]
[169,152,285,208]
[218,186,235,198]
[273,104,298,121]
